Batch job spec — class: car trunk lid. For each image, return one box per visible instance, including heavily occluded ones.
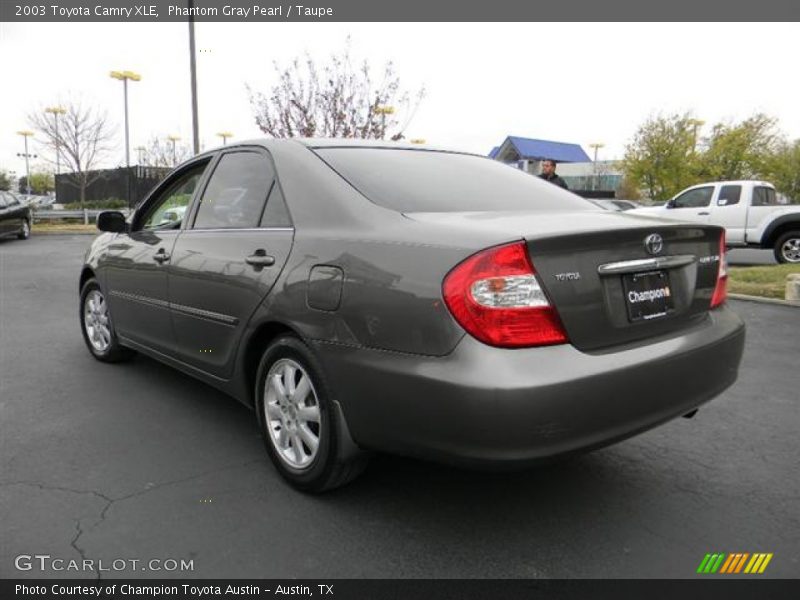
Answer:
[405,210,724,351]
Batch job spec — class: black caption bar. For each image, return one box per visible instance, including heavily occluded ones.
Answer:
[3,579,800,600]
[2,0,800,22]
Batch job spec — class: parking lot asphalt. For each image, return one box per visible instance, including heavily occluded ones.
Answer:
[1,234,798,579]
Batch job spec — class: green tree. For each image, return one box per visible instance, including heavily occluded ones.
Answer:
[620,112,701,201]
[765,139,800,203]
[698,113,781,180]
[0,171,11,191]
[27,171,55,194]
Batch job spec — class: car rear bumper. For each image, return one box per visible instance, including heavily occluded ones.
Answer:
[313,306,745,466]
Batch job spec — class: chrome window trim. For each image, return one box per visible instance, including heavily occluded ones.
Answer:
[181,227,294,233]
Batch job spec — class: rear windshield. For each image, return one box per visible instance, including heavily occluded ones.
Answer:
[314,147,596,213]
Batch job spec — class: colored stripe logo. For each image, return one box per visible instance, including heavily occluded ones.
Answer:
[696,553,773,574]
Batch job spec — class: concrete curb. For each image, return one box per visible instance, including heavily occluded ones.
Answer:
[32,231,96,236]
[729,293,800,308]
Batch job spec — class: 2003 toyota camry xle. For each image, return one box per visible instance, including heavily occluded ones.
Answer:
[79,139,745,491]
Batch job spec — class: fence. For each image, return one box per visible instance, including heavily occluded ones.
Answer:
[33,208,131,224]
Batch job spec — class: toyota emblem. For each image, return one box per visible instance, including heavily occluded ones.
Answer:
[645,233,663,255]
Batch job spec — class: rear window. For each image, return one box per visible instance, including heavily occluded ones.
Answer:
[314,148,595,213]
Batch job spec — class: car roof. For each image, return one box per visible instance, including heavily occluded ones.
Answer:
[204,137,476,156]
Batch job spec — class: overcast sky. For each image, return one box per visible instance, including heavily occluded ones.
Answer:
[1,21,799,178]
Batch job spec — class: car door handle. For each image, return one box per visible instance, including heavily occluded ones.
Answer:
[697,211,710,215]
[153,250,171,264]
[245,251,275,267]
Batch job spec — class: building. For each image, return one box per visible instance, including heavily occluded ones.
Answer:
[489,136,590,175]
[488,135,623,197]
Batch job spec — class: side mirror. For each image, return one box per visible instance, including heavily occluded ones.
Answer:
[665,199,676,209]
[97,211,128,233]
[717,198,728,206]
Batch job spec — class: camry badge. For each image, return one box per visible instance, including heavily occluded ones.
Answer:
[645,233,663,256]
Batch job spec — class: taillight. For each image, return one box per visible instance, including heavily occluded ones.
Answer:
[442,241,568,348]
[710,230,728,308]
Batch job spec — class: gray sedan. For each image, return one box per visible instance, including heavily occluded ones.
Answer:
[79,139,745,492]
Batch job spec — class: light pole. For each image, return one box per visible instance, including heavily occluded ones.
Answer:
[216,131,233,145]
[109,70,141,167]
[44,106,67,175]
[589,142,605,191]
[167,135,181,166]
[16,130,35,195]
[374,105,395,139]
[188,0,200,155]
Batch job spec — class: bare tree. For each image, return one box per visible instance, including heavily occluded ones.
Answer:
[247,40,425,140]
[139,136,192,167]
[29,99,115,208]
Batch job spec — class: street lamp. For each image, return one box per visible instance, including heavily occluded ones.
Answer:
[44,106,67,175]
[109,70,141,167]
[589,142,605,191]
[16,130,35,195]
[216,131,233,145]
[167,135,181,166]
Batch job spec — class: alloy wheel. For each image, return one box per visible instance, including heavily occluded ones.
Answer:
[84,290,111,352]
[781,237,800,263]
[263,358,321,470]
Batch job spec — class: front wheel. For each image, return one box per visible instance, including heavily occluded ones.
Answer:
[17,219,30,240]
[255,335,367,492]
[774,230,800,264]
[79,278,134,362]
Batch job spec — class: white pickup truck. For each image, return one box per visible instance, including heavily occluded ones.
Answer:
[631,181,800,263]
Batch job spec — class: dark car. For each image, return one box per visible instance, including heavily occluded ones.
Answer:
[79,139,745,492]
[0,191,32,240]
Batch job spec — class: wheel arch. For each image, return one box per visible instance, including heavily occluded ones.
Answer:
[761,217,800,248]
[239,320,301,407]
[79,266,96,293]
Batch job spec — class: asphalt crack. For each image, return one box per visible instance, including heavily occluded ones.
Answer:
[2,457,267,576]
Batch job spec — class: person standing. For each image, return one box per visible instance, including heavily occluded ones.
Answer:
[538,159,569,189]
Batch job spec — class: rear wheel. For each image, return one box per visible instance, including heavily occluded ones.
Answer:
[255,335,367,492]
[774,230,800,264]
[17,218,30,240]
[79,279,134,362]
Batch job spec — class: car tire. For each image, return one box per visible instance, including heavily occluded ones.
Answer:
[774,230,800,264]
[17,218,31,240]
[255,335,368,492]
[79,278,135,363]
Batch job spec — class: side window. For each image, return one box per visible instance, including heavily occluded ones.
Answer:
[752,187,777,206]
[193,151,274,229]
[140,162,208,231]
[717,185,741,206]
[260,182,292,228]
[0,194,7,209]
[672,186,714,209]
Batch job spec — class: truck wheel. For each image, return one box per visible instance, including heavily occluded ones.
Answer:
[774,231,800,264]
